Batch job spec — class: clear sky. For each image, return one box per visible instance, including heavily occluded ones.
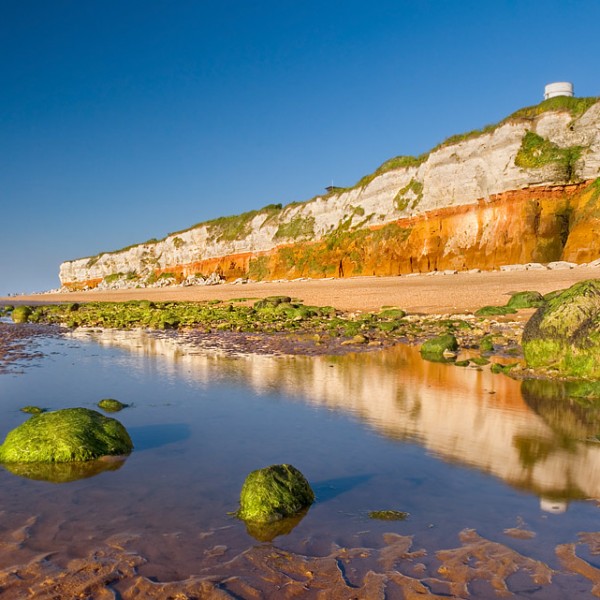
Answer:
[1,0,599,295]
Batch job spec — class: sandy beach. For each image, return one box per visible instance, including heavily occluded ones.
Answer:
[6,267,600,314]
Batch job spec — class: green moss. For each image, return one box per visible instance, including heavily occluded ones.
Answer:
[248,256,269,281]
[274,215,315,240]
[475,305,518,316]
[369,510,409,521]
[97,398,128,412]
[523,281,600,377]
[490,362,519,375]
[378,308,406,319]
[0,408,133,463]
[507,291,546,309]
[237,464,314,523]
[11,306,32,323]
[20,406,45,414]
[515,132,583,181]
[254,296,292,309]
[103,272,124,284]
[420,334,458,359]
[172,236,185,248]
[471,356,490,366]
[394,179,424,211]
[454,360,470,367]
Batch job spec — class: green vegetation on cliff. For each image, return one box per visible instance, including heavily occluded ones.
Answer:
[515,132,583,181]
[68,96,598,270]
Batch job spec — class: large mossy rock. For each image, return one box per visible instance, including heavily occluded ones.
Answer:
[522,279,600,378]
[0,408,133,463]
[237,464,315,523]
[11,306,32,323]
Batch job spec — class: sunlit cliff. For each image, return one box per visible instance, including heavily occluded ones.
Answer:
[60,96,600,289]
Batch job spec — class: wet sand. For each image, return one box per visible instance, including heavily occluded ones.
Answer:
[7,267,600,313]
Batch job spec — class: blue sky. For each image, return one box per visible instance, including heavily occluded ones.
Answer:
[1,0,599,295]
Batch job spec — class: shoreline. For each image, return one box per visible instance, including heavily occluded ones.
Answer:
[5,267,600,314]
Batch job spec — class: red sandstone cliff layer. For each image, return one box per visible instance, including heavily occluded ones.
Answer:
[63,180,599,290]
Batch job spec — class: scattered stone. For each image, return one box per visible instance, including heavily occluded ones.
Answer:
[0,408,133,463]
[547,261,577,270]
[500,264,527,272]
[237,464,314,523]
[369,510,409,521]
[20,406,45,414]
[525,263,547,270]
[97,398,128,412]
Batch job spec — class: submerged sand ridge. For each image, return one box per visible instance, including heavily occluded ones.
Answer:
[8,267,600,314]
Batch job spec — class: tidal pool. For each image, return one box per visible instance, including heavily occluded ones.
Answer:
[1,327,600,598]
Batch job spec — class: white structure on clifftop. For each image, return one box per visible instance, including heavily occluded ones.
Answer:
[544,82,574,99]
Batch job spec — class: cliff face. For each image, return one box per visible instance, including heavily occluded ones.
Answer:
[60,98,600,289]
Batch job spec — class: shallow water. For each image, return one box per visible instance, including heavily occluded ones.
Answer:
[1,328,600,597]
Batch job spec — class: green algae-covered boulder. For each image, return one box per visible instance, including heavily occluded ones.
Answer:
[11,306,32,323]
[420,334,458,360]
[0,408,133,463]
[237,464,315,523]
[522,279,600,378]
[507,290,545,309]
[97,398,128,412]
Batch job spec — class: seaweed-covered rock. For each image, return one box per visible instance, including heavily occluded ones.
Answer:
[11,306,32,323]
[522,280,600,378]
[507,291,545,309]
[20,406,45,414]
[369,510,409,521]
[253,296,293,310]
[0,408,133,463]
[420,334,458,360]
[237,464,315,523]
[97,398,128,412]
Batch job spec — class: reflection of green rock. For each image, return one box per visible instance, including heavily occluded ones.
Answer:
[522,280,600,378]
[2,455,127,483]
[11,306,31,323]
[97,398,128,412]
[237,464,314,523]
[507,291,545,309]
[521,379,600,441]
[420,334,458,361]
[243,509,308,542]
[0,408,133,463]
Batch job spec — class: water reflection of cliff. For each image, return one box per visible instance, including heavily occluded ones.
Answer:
[70,329,600,503]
